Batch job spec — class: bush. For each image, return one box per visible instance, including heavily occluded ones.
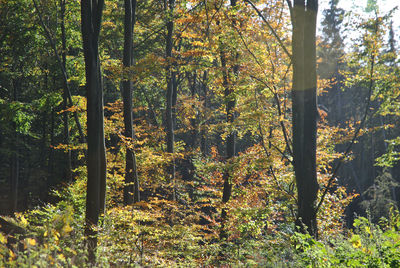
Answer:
[292,208,400,267]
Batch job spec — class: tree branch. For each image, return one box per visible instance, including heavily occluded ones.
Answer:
[244,0,292,60]
[33,0,86,144]
[316,49,376,214]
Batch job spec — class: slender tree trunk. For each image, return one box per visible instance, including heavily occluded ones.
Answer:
[220,0,238,240]
[200,71,208,156]
[187,71,198,149]
[291,0,319,237]
[220,50,234,202]
[41,111,47,165]
[10,78,19,214]
[10,151,19,213]
[165,0,176,201]
[33,0,86,145]
[48,76,56,179]
[60,0,72,182]
[48,109,55,178]
[122,0,140,205]
[172,74,178,131]
[81,0,106,263]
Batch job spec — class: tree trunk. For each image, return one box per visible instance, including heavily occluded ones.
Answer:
[200,71,208,156]
[165,0,176,201]
[81,0,106,263]
[291,0,319,237]
[122,0,140,205]
[220,0,238,240]
[33,0,86,145]
[220,50,235,203]
[48,108,55,179]
[187,71,198,149]
[9,78,19,214]
[60,0,72,182]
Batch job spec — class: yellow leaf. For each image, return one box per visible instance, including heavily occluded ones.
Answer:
[27,238,36,246]
[62,224,73,234]
[54,231,60,241]
[9,249,16,260]
[0,233,6,244]
[350,234,362,248]
[48,255,54,263]
[20,216,28,227]
[58,254,66,262]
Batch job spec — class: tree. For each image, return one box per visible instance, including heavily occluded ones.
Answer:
[220,0,239,239]
[81,0,107,262]
[60,0,72,182]
[318,0,345,124]
[288,0,319,237]
[122,0,140,205]
[10,71,20,214]
[0,0,37,214]
[165,0,177,201]
[33,0,86,148]
[360,170,399,223]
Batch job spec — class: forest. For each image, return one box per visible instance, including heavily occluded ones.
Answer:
[0,0,400,266]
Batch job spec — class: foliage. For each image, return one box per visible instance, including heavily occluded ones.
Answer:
[2,180,400,267]
[292,209,400,268]
[360,171,399,223]
[1,0,400,266]
[1,193,88,267]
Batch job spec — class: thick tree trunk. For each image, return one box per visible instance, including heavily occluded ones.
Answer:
[81,0,106,263]
[291,0,319,237]
[165,0,176,201]
[122,0,140,205]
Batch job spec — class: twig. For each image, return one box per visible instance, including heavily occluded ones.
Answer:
[255,88,296,201]
[316,50,376,213]
[243,0,292,60]
[33,0,86,144]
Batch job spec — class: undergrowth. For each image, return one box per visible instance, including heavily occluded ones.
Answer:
[1,175,400,267]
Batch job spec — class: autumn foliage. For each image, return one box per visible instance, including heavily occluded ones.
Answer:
[1,0,399,266]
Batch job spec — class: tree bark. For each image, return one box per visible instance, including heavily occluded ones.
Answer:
[60,0,72,182]
[48,108,55,179]
[200,71,208,156]
[122,0,140,205]
[187,71,198,149]
[9,78,19,214]
[220,0,238,240]
[165,0,176,201]
[291,0,319,237]
[81,0,106,263]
